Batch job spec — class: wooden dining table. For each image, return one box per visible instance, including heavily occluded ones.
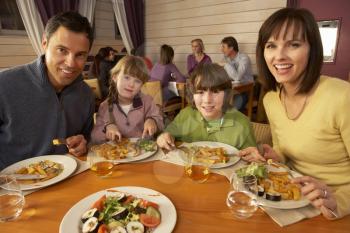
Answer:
[2,160,350,233]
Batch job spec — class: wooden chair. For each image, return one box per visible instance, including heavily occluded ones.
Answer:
[84,78,102,99]
[232,81,254,120]
[251,122,272,146]
[141,81,186,114]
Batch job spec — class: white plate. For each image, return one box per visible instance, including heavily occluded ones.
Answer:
[182,141,240,169]
[1,155,77,191]
[88,138,157,164]
[59,186,177,233]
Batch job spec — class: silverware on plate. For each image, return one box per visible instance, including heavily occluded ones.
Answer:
[8,174,47,180]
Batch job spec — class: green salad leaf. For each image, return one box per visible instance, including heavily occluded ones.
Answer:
[235,163,267,178]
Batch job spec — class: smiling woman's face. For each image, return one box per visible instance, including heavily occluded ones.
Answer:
[263,22,310,87]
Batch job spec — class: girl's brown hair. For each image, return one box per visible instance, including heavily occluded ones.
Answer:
[187,63,233,113]
[107,55,149,104]
[256,8,323,94]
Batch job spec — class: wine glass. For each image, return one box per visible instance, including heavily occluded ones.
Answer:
[226,174,258,219]
[0,175,25,222]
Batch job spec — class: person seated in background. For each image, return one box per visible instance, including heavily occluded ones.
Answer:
[91,55,163,143]
[130,48,153,71]
[156,63,256,151]
[0,12,95,169]
[220,36,254,111]
[239,7,350,219]
[187,38,212,75]
[150,44,186,102]
[93,46,117,99]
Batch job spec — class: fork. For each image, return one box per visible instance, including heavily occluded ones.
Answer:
[52,138,67,146]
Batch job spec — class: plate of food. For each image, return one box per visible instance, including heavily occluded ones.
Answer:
[88,138,157,164]
[234,161,309,209]
[1,155,77,191]
[59,186,177,233]
[179,141,240,169]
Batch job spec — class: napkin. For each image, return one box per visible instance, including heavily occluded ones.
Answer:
[260,205,321,227]
[22,154,89,196]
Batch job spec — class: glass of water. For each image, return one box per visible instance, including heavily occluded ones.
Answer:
[226,174,258,219]
[0,175,25,222]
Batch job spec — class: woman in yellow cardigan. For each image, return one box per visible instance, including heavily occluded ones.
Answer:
[239,8,350,219]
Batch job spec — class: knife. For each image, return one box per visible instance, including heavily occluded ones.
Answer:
[10,174,47,180]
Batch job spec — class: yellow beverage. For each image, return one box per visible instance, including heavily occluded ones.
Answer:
[185,165,210,183]
[90,161,114,176]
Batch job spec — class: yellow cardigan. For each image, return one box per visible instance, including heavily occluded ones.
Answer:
[264,76,350,218]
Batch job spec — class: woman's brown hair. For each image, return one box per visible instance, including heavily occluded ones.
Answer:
[187,63,233,113]
[159,44,174,65]
[107,55,149,105]
[256,8,323,94]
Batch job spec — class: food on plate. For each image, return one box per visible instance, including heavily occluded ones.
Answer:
[137,139,156,152]
[14,160,63,183]
[90,138,156,161]
[235,162,301,201]
[235,162,267,178]
[81,190,161,233]
[187,146,230,164]
[91,138,140,160]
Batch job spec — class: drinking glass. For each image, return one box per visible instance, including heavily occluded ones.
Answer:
[182,147,213,183]
[89,148,114,177]
[0,175,25,222]
[226,174,258,219]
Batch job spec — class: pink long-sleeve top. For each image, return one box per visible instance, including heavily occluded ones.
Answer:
[91,93,164,143]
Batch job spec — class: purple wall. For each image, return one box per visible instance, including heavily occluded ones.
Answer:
[299,0,350,80]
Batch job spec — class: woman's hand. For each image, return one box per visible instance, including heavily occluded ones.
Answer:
[106,124,122,141]
[142,118,157,138]
[292,176,338,219]
[156,132,175,151]
[238,144,281,162]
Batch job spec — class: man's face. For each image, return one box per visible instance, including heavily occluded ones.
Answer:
[221,43,236,58]
[42,26,90,92]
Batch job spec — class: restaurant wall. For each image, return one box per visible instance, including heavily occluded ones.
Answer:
[0,0,124,70]
[299,0,350,80]
[144,0,287,74]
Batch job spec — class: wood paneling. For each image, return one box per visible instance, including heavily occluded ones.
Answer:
[145,0,286,74]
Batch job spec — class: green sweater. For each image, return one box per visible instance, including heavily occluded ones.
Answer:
[165,106,256,149]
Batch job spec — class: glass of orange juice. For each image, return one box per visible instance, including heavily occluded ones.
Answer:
[182,147,214,183]
[89,147,114,177]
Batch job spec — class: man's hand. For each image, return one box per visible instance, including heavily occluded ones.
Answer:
[66,134,87,156]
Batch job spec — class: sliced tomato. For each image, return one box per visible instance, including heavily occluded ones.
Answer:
[97,224,108,233]
[140,199,159,209]
[123,195,134,205]
[140,214,161,228]
[91,195,106,211]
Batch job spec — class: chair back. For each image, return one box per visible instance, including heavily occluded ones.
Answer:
[251,122,272,146]
[141,81,163,107]
[84,78,102,99]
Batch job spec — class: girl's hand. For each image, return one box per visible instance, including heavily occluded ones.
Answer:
[142,118,157,138]
[106,124,122,141]
[156,132,175,151]
[238,144,281,162]
[292,176,338,219]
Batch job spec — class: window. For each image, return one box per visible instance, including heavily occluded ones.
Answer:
[317,19,340,63]
[0,0,26,35]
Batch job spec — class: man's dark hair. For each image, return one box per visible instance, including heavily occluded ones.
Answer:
[45,11,94,50]
[221,36,239,52]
